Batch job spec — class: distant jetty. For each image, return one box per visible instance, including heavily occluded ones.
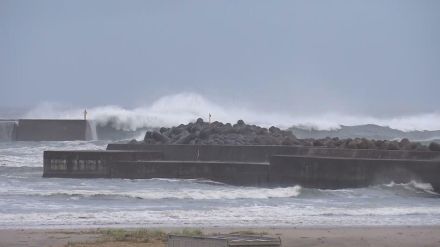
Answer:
[0,119,96,141]
[43,119,440,193]
[0,119,144,141]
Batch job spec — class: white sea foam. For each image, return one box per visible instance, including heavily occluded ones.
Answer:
[383,180,437,195]
[0,185,302,200]
[1,204,440,228]
[0,141,106,167]
[23,92,440,131]
[1,162,440,228]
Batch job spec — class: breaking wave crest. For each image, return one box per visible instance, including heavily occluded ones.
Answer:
[382,180,438,195]
[23,92,440,131]
[1,165,440,228]
[2,203,440,228]
[2,184,302,200]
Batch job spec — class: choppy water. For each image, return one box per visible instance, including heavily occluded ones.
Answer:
[0,141,440,229]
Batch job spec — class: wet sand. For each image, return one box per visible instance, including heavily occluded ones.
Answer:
[1,226,440,247]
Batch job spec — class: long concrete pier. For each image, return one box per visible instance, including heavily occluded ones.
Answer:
[43,144,440,192]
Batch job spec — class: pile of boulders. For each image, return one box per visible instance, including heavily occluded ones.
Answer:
[143,118,298,146]
[140,118,438,151]
[300,136,428,151]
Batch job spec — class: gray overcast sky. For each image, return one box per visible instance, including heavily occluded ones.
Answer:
[1,0,439,117]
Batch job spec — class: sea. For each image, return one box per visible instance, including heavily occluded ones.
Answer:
[1,100,440,229]
[1,140,440,229]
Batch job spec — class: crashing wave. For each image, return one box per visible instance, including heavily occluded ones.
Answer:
[23,92,440,132]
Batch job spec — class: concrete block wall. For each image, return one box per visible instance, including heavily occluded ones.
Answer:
[269,155,440,191]
[107,144,440,161]
[107,144,297,162]
[43,150,163,178]
[17,119,91,141]
[110,161,269,186]
[44,144,440,193]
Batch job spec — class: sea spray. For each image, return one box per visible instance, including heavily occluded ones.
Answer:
[22,92,440,131]
[0,121,17,141]
[0,183,302,200]
[85,120,98,140]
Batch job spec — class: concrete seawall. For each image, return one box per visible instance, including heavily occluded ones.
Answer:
[43,150,163,178]
[44,144,440,193]
[17,119,96,141]
[111,161,269,186]
[107,144,298,162]
[2,118,151,141]
[269,155,440,191]
[107,144,440,161]
[43,150,267,185]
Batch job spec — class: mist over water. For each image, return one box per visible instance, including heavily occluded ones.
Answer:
[21,93,440,131]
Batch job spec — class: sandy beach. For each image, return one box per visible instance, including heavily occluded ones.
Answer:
[1,226,440,247]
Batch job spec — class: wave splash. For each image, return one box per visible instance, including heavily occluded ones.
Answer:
[23,92,440,131]
[382,180,438,195]
[2,184,302,200]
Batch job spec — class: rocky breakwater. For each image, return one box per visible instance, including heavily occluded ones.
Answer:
[140,118,439,151]
[143,118,297,146]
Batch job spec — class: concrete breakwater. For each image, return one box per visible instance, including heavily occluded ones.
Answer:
[0,119,97,141]
[43,144,440,193]
[43,150,163,178]
[0,119,149,141]
[270,155,440,192]
[107,144,440,161]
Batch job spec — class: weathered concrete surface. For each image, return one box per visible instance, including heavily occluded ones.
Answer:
[269,155,440,192]
[110,160,269,186]
[45,144,440,193]
[43,150,163,178]
[44,149,267,186]
[107,144,440,162]
[107,144,299,162]
[16,119,94,141]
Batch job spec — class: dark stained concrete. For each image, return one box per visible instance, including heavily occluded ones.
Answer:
[43,150,267,186]
[110,161,269,186]
[269,155,440,192]
[43,150,163,178]
[44,144,440,193]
